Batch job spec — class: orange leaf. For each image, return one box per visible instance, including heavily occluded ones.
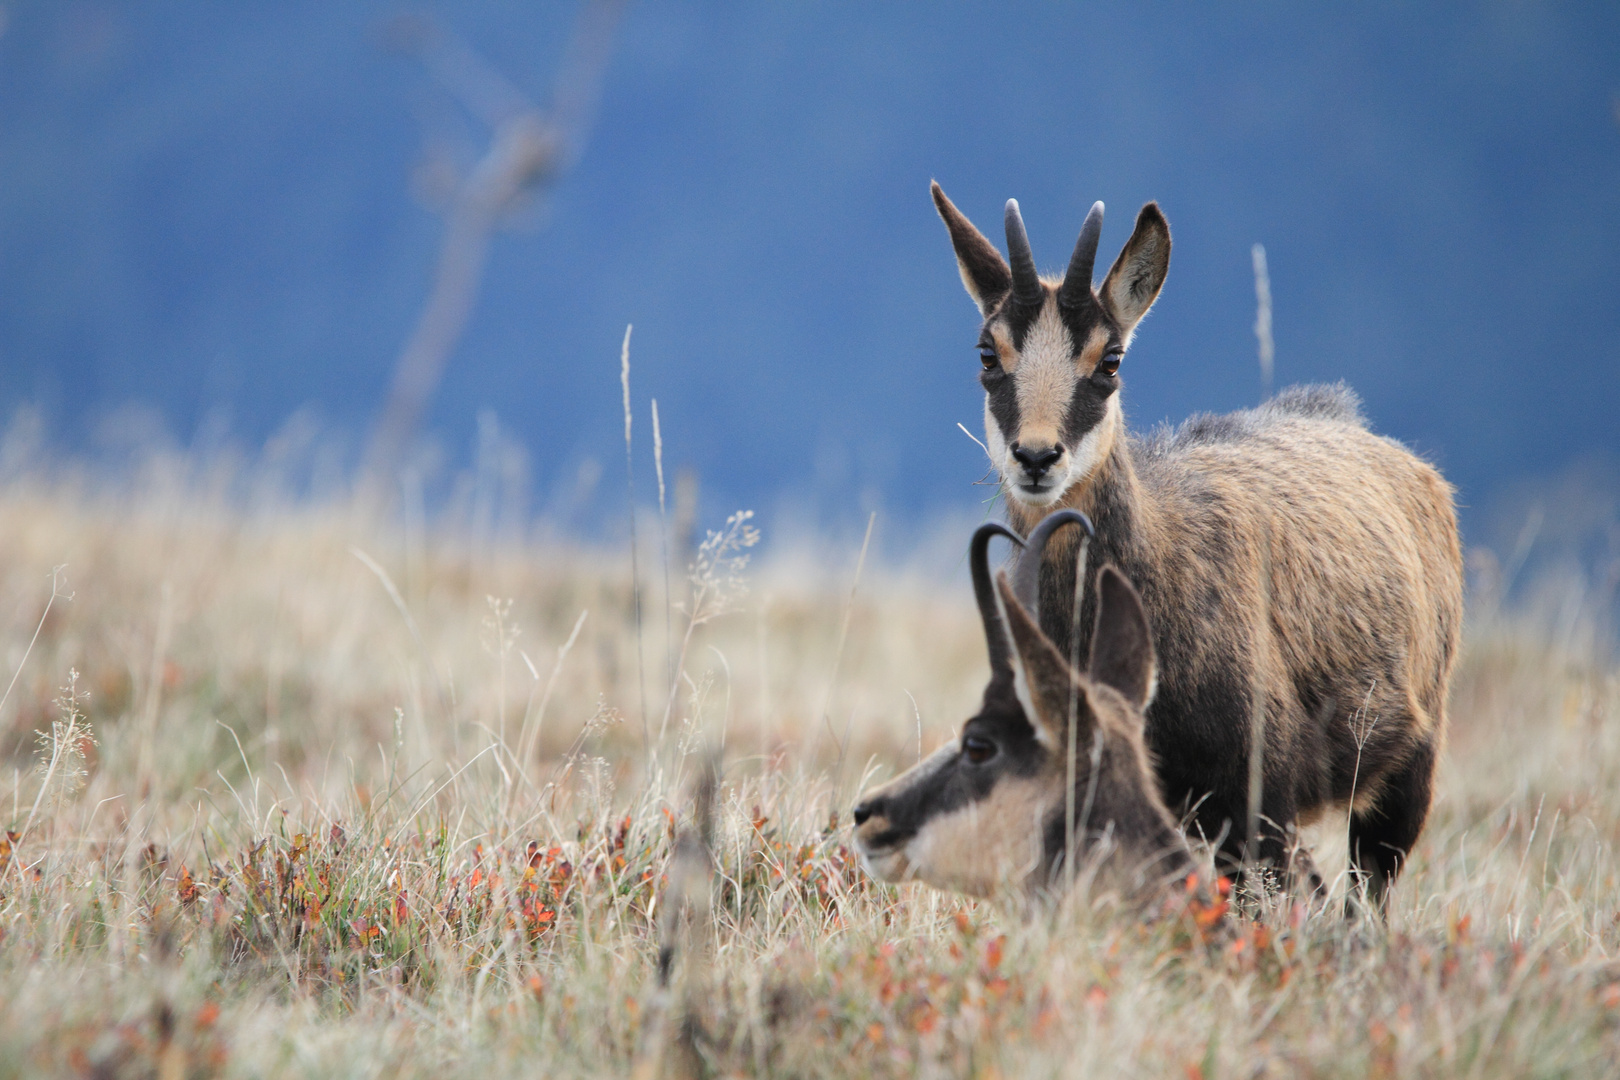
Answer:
[983,934,1006,972]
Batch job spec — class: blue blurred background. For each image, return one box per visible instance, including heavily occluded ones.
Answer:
[0,2,1616,551]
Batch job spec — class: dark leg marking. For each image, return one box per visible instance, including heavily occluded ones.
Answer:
[1348,734,1438,911]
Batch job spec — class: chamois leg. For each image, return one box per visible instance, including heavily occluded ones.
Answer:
[1209,792,1299,901]
[1348,733,1438,911]
[1286,834,1327,906]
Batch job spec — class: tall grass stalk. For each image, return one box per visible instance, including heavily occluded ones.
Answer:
[1064,532,1090,891]
[652,398,674,711]
[1252,242,1274,402]
[823,511,876,797]
[620,324,647,752]
[0,564,69,725]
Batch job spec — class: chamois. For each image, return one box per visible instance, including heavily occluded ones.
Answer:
[852,517,1195,901]
[931,183,1463,904]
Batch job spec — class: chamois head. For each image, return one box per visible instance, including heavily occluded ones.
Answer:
[932,183,1171,511]
[852,513,1190,900]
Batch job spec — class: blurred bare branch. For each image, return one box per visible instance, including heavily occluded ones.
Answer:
[367,1,627,485]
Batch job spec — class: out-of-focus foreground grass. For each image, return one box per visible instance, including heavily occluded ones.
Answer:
[0,447,1617,1079]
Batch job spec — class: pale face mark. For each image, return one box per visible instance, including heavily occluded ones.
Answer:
[984,306,1119,509]
[903,776,1054,896]
[854,739,1057,895]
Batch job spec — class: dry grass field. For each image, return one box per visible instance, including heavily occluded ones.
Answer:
[0,443,1617,1079]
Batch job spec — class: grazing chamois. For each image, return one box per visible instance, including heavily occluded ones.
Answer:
[930,183,1463,905]
[852,518,1196,902]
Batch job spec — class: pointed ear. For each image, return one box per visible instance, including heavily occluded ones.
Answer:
[1086,565,1157,710]
[994,570,1090,749]
[1100,202,1170,341]
[932,181,1012,317]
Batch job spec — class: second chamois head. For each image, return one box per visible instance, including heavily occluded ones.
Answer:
[852,513,1193,901]
[931,183,1170,513]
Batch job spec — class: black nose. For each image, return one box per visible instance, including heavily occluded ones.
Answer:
[852,800,875,827]
[1011,442,1064,477]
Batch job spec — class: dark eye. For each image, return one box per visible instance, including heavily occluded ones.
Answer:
[963,735,997,764]
[1095,352,1121,377]
[979,347,999,371]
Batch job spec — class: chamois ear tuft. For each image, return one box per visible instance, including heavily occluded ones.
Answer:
[1100,202,1171,340]
[1087,565,1157,711]
[932,181,1012,316]
[994,570,1090,749]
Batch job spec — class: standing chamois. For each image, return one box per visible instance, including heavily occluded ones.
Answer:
[853,519,1196,902]
[930,183,1463,905]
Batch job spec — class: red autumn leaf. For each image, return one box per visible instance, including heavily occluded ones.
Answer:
[983,934,1006,973]
[1193,899,1229,929]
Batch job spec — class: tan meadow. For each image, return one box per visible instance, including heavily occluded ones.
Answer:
[0,445,1617,1078]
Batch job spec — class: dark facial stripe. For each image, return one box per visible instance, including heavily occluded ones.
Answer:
[867,689,1048,848]
[981,289,1121,458]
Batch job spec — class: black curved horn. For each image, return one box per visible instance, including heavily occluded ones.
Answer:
[970,522,1025,681]
[1012,510,1096,620]
[1003,199,1044,307]
[1058,201,1105,309]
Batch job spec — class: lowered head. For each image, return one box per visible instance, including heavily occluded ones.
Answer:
[853,519,1191,900]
